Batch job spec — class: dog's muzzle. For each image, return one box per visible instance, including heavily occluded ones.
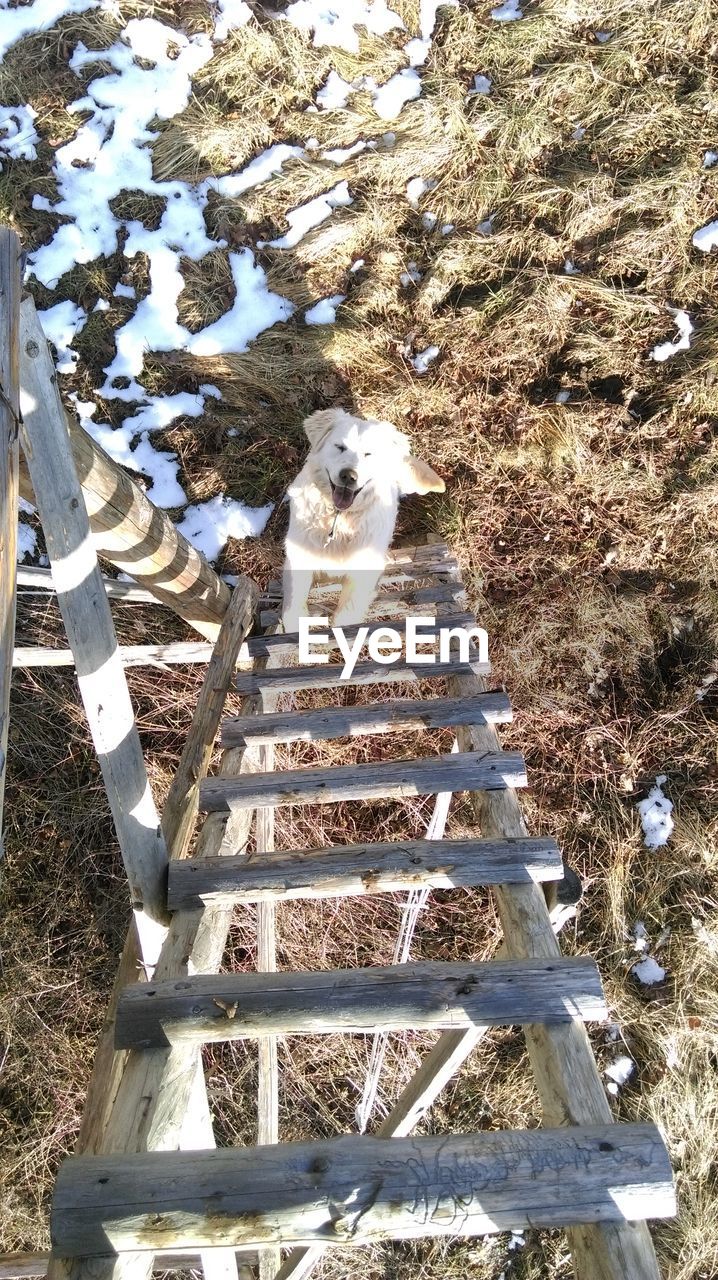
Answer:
[329,471,363,511]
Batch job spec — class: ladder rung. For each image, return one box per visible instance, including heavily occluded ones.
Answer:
[52,1122,674,1256]
[221,692,512,748]
[240,613,477,660]
[114,957,607,1049]
[259,581,467,626]
[198,749,526,811]
[235,656,489,695]
[167,835,563,908]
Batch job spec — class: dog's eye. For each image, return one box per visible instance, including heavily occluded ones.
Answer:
[336,444,347,453]
[364,452,372,458]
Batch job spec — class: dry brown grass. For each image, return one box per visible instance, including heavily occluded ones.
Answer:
[1,0,718,1276]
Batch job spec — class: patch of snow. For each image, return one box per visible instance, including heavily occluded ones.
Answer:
[421,210,437,230]
[0,0,100,63]
[555,389,570,404]
[636,775,674,850]
[316,70,355,111]
[282,0,403,54]
[405,38,430,66]
[120,390,210,435]
[703,150,718,169]
[477,218,494,236]
[412,344,440,374]
[595,31,613,43]
[0,104,39,166]
[304,293,345,324]
[507,1230,525,1252]
[349,257,365,272]
[212,0,251,41]
[72,395,186,507]
[604,1051,634,1095]
[418,0,458,40]
[693,220,718,252]
[650,309,693,362]
[572,124,586,140]
[93,298,110,312]
[188,249,294,355]
[18,497,35,516]
[372,69,422,120]
[400,261,422,287]
[322,139,367,164]
[262,181,352,249]
[563,258,581,275]
[631,921,650,953]
[632,955,666,985]
[38,300,87,374]
[113,281,136,299]
[491,0,522,20]
[176,493,274,562]
[468,74,492,97]
[17,521,37,562]
[202,143,304,200]
[441,222,454,235]
[406,175,437,208]
[696,668,717,701]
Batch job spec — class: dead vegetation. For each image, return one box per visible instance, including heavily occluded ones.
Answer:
[1,1,718,1278]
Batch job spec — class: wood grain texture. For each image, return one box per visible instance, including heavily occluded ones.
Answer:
[114,957,606,1048]
[18,300,229,641]
[161,584,258,863]
[18,300,168,930]
[235,655,490,695]
[199,750,525,811]
[0,1253,260,1279]
[167,836,563,907]
[51,1123,675,1256]
[221,692,512,748]
[0,227,21,861]
[260,580,467,626]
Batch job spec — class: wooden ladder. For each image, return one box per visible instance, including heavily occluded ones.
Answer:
[47,541,674,1280]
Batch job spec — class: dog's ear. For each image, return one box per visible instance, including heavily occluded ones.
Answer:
[303,408,339,449]
[401,457,446,495]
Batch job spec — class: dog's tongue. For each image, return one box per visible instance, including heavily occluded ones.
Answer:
[332,484,355,511]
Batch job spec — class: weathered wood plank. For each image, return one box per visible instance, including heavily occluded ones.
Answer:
[114,957,606,1049]
[199,750,525,812]
[221,692,511,748]
[260,581,467,626]
[16,565,159,603]
[444,653,667,1277]
[51,1124,675,1256]
[256,736,280,1280]
[161,584,258,863]
[0,1253,260,1279]
[13,642,216,669]
[18,299,229,641]
[167,836,563,907]
[0,226,21,861]
[235,655,489,695]
[18,301,168,933]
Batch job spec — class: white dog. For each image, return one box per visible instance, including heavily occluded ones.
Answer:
[282,408,445,633]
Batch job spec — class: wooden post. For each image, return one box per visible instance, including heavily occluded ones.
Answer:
[0,227,21,860]
[18,299,230,642]
[18,302,169,938]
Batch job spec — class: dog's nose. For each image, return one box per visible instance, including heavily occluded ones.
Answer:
[339,467,358,486]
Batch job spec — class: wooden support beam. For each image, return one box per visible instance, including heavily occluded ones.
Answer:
[51,1123,675,1256]
[18,301,169,936]
[160,583,258,864]
[167,835,563,907]
[199,750,526,812]
[114,956,606,1049]
[445,656,668,1277]
[256,738,279,1280]
[235,655,489,696]
[221,692,512,748]
[0,227,21,860]
[18,299,230,642]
